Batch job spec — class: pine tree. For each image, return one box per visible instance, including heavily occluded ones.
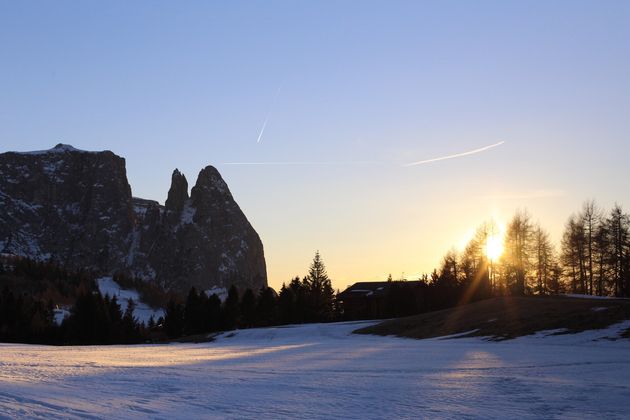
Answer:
[278,283,296,324]
[164,297,184,338]
[184,287,204,335]
[306,251,335,321]
[204,293,222,331]
[121,298,138,343]
[223,285,240,330]
[256,287,278,326]
[240,289,257,327]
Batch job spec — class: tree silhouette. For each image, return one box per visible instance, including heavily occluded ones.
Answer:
[306,251,335,321]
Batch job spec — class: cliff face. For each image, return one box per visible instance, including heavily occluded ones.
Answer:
[0,144,267,293]
[129,166,267,293]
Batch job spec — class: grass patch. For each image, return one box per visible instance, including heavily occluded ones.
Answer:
[354,295,630,340]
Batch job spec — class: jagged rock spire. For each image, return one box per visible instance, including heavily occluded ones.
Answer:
[165,169,188,213]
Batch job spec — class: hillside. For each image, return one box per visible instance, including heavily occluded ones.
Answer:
[355,295,630,340]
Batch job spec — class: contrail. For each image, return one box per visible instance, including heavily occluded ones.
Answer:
[224,141,505,166]
[256,87,281,144]
[256,118,269,144]
[402,141,505,167]
[223,161,382,166]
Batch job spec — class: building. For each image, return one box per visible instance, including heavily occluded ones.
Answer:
[338,280,426,320]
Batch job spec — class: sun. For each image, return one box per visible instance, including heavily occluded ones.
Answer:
[485,234,504,262]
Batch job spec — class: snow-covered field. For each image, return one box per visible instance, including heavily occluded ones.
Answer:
[1,321,630,419]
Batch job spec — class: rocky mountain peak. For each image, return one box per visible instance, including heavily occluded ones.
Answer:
[0,146,267,294]
[165,168,189,213]
[191,165,232,204]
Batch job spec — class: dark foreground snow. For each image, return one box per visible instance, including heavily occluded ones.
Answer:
[1,320,630,419]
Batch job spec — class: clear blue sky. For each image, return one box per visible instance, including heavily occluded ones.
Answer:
[2,1,629,289]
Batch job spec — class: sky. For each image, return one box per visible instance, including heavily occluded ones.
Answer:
[1,1,629,291]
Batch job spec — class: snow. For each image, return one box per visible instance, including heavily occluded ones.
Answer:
[52,308,70,326]
[178,201,196,227]
[15,144,92,155]
[205,286,228,302]
[563,293,630,300]
[125,230,141,266]
[96,277,164,325]
[132,205,148,217]
[1,320,630,418]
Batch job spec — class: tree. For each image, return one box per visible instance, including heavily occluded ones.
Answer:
[459,222,496,300]
[183,287,206,335]
[593,218,610,296]
[607,204,630,296]
[204,293,222,331]
[164,297,184,338]
[580,200,602,295]
[121,298,139,343]
[532,224,556,295]
[222,285,240,330]
[432,250,461,308]
[503,210,532,295]
[561,214,586,293]
[256,287,278,326]
[240,289,257,327]
[306,251,335,321]
[278,282,297,324]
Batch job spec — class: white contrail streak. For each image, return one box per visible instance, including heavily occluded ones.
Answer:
[256,118,269,144]
[223,161,382,166]
[402,141,505,167]
[256,87,281,144]
[224,141,505,166]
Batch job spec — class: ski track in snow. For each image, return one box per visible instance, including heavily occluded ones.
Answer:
[1,320,630,419]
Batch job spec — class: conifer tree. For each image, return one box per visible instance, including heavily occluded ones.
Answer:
[204,293,222,331]
[306,251,335,321]
[278,283,296,324]
[164,297,184,338]
[223,285,240,330]
[240,289,257,327]
[256,287,278,326]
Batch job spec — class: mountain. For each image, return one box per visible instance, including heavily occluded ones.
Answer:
[0,143,267,293]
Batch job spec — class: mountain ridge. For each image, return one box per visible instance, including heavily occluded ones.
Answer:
[0,143,267,293]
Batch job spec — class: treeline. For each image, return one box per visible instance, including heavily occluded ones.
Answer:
[0,286,58,343]
[431,200,630,300]
[61,289,146,344]
[0,258,147,344]
[163,251,337,337]
[0,256,93,304]
[0,252,339,344]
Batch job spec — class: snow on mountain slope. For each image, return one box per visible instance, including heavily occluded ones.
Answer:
[1,321,630,418]
[97,277,164,325]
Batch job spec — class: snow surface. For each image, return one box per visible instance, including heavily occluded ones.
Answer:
[205,286,228,302]
[96,277,164,325]
[52,308,70,326]
[1,321,630,418]
[563,293,630,300]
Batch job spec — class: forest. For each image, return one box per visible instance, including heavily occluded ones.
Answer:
[440,200,630,299]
